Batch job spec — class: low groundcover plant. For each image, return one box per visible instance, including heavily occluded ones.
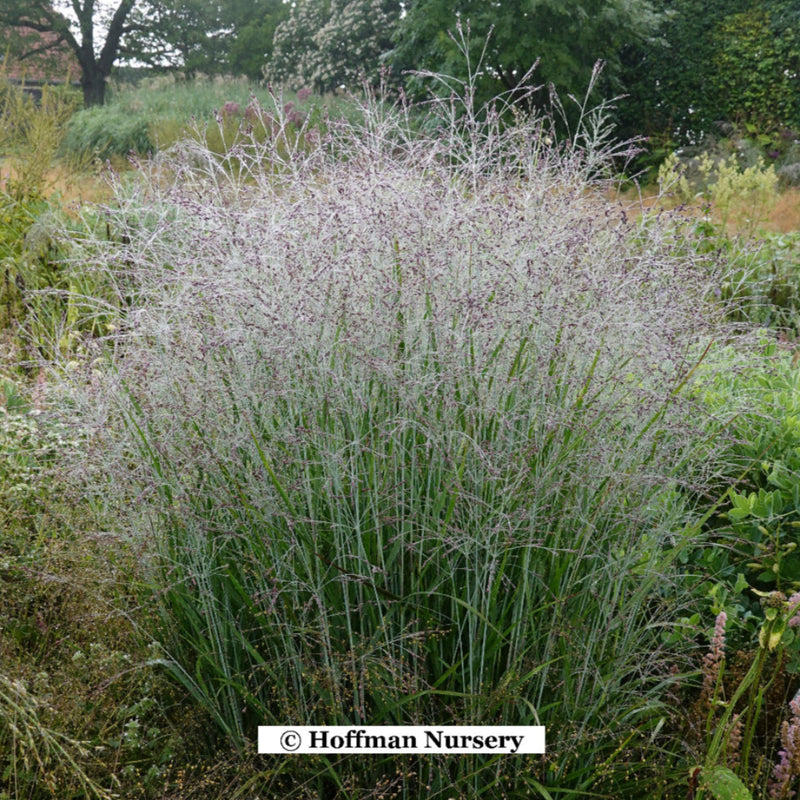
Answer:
[50,77,767,798]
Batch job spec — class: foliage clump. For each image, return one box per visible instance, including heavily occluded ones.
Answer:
[61,104,154,161]
[42,73,775,798]
[0,77,80,193]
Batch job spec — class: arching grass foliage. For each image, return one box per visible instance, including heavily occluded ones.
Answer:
[55,81,764,798]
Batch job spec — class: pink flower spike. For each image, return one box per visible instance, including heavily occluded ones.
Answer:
[701,611,727,704]
[770,690,800,799]
[788,593,800,628]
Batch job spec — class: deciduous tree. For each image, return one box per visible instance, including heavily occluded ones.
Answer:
[620,0,800,146]
[390,0,662,112]
[267,0,402,93]
[0,1,141,106]
[226,0,289,80]
[137,0,290,79]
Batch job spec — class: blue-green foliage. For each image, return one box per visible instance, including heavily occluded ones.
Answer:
[62,104,154,159]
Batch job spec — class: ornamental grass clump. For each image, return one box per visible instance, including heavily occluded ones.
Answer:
[57,78,757,797]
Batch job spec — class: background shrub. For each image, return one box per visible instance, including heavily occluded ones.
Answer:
[61,76,338,160]
[656,147,800,337]
[62,105,155,161]
[0,79,80,193]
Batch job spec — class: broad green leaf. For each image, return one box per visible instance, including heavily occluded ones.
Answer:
[733,573,749,594]
[699,765,753,800]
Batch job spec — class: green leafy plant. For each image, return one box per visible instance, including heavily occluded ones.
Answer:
[665,348,800,798]
[657,149,778,238]
[0,77,80,196]
[742,232,800,335]
[694,346,800,601]
[0,376,83,523]
[656,151,800,335]
[688,593,800,800]
[0,186,112,364]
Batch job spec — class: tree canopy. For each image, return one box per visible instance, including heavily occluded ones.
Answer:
[389,0,663,112]
[619,0,800,146]
[0,0,289,105]
[135,0,290,79]
[266,0,403,94]
[2,0,796,154]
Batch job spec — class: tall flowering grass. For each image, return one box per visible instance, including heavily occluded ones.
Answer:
[55,80,759,796]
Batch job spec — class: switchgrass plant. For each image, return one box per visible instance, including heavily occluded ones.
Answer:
[56,77,762,797]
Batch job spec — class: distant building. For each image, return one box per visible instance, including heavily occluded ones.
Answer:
[2,25,81,98]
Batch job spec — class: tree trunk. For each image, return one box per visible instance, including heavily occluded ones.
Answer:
[81,66,106,107]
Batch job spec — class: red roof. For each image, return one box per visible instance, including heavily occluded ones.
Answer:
[3,26,80,83]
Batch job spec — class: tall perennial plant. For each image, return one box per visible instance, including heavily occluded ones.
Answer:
[54,80,762,797]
